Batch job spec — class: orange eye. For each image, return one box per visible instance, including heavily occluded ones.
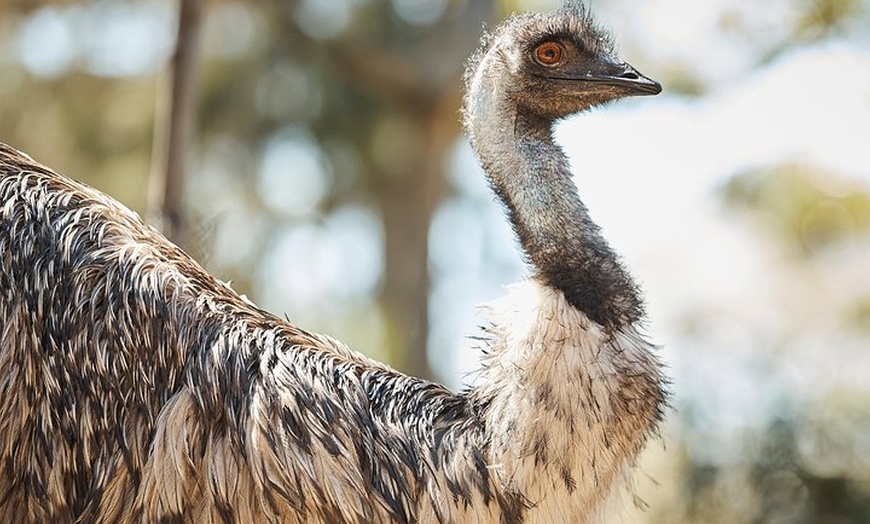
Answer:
[535,42,563,66]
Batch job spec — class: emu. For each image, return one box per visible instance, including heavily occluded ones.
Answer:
[0,3,666,523]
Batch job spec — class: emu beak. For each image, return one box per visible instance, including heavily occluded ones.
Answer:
[549,59,662,97]
[590,61,662,96]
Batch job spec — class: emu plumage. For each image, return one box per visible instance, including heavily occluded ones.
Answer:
[0,3,666,523]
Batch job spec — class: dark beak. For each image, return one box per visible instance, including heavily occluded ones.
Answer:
[545,60,662,97]
[589,61,662,96]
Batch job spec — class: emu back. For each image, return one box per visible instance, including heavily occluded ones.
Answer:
[0,144,443,522]
[0,145,192,520]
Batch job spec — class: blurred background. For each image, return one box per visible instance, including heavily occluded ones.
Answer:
[2,0,869,521]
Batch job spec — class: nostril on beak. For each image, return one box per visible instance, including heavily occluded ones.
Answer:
[617,65,640,80]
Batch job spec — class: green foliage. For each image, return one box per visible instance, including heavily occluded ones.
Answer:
[848,297,870,333]
[723,164,870,256]
[797,0,866,39]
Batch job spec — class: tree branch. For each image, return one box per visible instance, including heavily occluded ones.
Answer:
[149,0,204,251]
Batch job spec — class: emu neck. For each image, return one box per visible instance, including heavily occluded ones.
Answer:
[466,82,643,330]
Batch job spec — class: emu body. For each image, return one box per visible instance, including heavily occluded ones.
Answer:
[0,3,666,523]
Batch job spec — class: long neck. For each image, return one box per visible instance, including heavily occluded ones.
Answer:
[465,69,643,331]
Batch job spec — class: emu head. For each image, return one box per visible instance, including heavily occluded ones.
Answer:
[465,2,661,123]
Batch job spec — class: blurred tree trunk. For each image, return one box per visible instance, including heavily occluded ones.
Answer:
[149,0,204,251]
[324,1,491,380]
[329,39,470,379]
[379,97,457,379]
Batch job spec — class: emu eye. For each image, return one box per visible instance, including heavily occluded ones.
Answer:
[534,42,563,66]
